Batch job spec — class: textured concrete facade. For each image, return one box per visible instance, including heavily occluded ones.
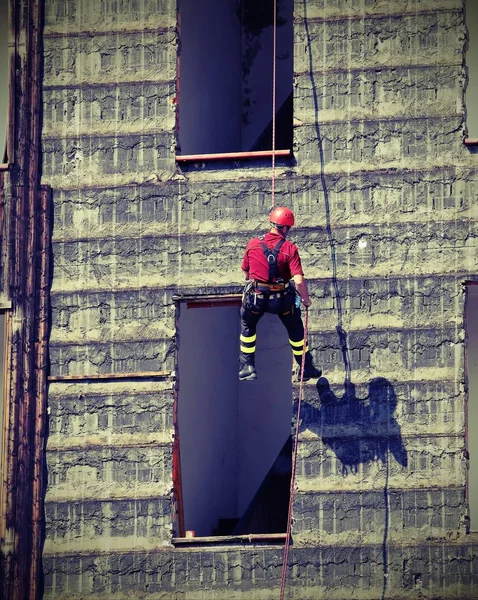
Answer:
[41,0,478,599]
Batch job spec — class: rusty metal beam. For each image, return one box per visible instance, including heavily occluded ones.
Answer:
[172,533,287,544]
[1,0,48,598]
[30,185,51,600]
[176,149,292,163]
[3,181,51,600]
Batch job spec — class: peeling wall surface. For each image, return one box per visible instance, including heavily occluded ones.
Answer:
[41,0,478,599]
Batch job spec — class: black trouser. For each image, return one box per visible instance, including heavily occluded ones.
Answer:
[239,284,308,366]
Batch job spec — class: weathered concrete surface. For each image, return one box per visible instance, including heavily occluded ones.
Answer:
[40,0,478,597]
[43,543,478,599]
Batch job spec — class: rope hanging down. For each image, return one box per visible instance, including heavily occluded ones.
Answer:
[279,308,309,600]
[271,0,277,208]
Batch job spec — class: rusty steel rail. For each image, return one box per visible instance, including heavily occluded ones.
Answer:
[176,149,292,163]
[1,0,49,598]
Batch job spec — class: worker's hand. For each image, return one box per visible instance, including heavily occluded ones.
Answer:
[302,297,312,308]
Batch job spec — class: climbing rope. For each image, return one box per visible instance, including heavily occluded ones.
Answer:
[279,307,309,600]
[271,0,277,208]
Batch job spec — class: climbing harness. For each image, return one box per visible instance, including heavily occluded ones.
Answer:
[279,307,309,600]
[260,237,285,283]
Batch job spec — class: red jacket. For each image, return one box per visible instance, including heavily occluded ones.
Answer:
[241,232,304,283]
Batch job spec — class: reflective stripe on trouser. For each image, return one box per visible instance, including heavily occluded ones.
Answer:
[240,333,256,354]
[289,338,308,356]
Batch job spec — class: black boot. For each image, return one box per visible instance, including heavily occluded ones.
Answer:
[296,352,322,380]
[239,364,257,381]
[239,354,257,381]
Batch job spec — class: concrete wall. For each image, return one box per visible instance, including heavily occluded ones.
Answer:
[41,0,478,598]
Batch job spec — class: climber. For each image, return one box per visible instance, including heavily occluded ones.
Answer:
[239,206,322,382]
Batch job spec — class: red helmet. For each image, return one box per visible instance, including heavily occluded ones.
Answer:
[269,206,295,228]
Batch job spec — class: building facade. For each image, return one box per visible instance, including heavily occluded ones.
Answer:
[1,0,478,598]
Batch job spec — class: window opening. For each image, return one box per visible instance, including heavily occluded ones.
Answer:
[174,301,293,540]
[465,0,478,143]
[0,1,8,163]
[466,284,478,531]
[176,0,293,157]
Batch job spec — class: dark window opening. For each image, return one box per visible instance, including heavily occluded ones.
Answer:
[465,284,478,531]
[173,301,293,540]
[176,0,293,157]
[0,1,9,163]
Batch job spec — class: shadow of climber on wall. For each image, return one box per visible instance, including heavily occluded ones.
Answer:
[299,376,406,600]
[300,376,407,473]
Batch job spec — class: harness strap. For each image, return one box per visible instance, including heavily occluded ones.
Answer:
[260,238,285,283]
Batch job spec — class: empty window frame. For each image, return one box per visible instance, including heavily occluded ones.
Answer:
[465,283,478,531]
[173,299,293,540]
[465,0,478,143]
[0,1,9,163]
[176,0,293,157]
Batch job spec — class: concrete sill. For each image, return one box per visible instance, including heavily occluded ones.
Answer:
[176,149,292,163]
[172,533,287,546]
[464,138,478,146]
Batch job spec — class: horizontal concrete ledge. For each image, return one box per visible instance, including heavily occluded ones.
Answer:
[48,274,477,298]
[176,149,292,163]
[295,6,460,23]
[50,214,474,244]
[42,535,478,558]
[296,485,465,495]
[47,431,174,451]
[295,113,459,127]
[172,533,287,546]
[295,61,462,77]
[464,138,478,146]
[42,162,474,192]
[298,432,464,442]
[42,545,174,558]
[48,322,463,346]
[43,25,173,39]
[48,370,172,382]
[45,491,172,505]
[42,130,172,143]
[46,483,172,503]
[292,371,458,388]
[43,77,174,91]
